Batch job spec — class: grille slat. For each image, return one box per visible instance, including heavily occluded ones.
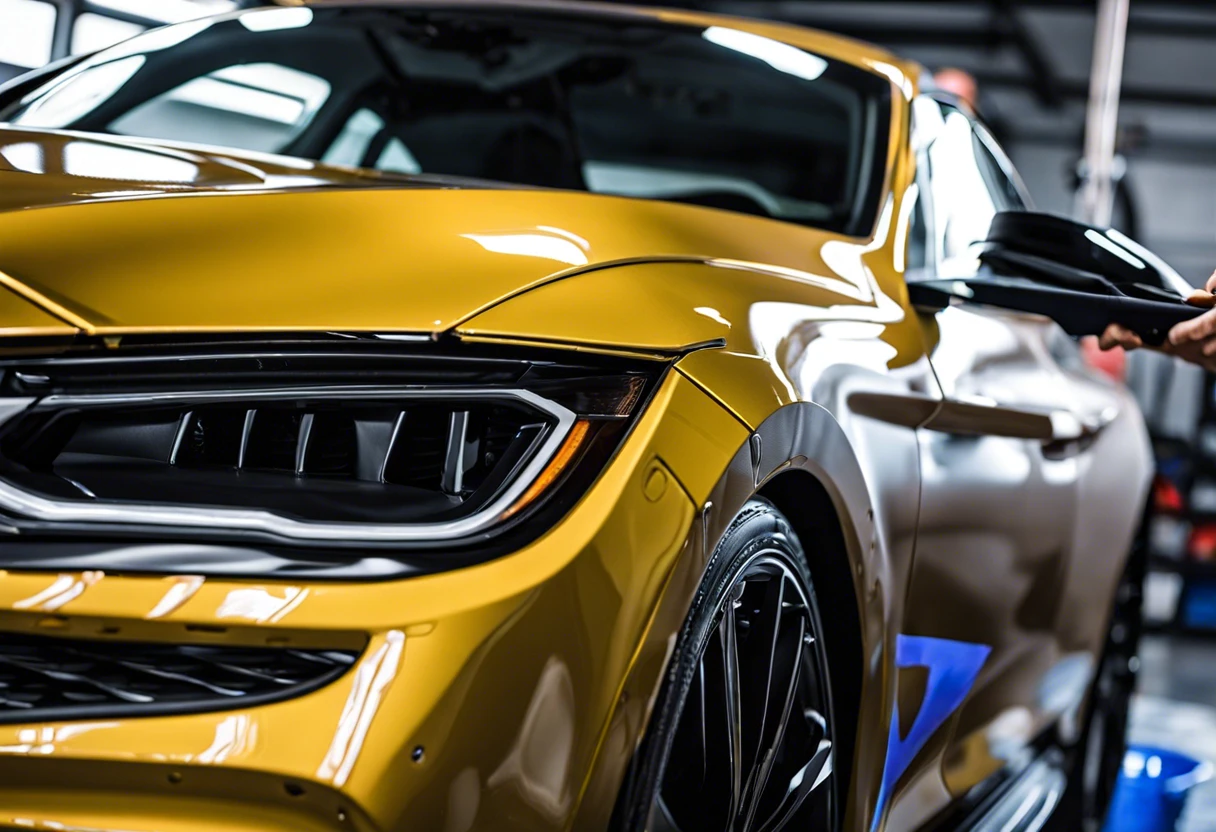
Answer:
[0,634,359,721]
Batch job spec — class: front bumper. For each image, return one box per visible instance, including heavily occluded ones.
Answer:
[0,372,747,832]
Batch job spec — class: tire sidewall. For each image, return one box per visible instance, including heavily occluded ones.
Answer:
[617,498,836,832]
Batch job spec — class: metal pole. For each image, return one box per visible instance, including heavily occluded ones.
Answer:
[1076,0,1130,227]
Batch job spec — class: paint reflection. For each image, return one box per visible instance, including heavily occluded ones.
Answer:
[461,229,589,266]
[194,714,256,764]
[145,575,205,620]
[63,142,198,183]
[486,656,576,822]
[13,57,147,128]
[0,134,200,183]
[693,306,731,328]
[445,767,482,832]
[0,143,45,174]
[215,586,307,623]
[702,27,827,81]
[0,722,118,755]
[317,630,405,787]
[12,572,103,612]
[239,7,314,32]
[709,257,869,301]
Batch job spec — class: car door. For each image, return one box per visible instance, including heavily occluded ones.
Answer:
[884,99,1149,829]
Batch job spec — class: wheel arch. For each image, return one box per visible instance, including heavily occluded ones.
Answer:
[579,397,888,831]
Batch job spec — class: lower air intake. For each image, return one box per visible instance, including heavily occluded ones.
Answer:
[0,633,359,722]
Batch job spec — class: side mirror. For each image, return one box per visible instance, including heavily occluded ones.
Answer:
[908,211,1202,345]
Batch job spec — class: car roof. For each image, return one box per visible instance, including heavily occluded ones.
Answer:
[264,0,919,84]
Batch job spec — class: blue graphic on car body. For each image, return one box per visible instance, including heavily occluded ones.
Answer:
[870,634,993,831]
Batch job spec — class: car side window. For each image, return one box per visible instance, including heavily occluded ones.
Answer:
[971,124,1029,213]
[921,102,1030,280]
[923,104,1001,276]
[905,182,929,276]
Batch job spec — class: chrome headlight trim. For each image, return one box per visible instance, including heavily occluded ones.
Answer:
[0,386,577,544]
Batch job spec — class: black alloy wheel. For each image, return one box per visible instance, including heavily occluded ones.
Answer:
[617,500,838,832]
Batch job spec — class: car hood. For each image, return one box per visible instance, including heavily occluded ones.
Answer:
[0,130,871,340]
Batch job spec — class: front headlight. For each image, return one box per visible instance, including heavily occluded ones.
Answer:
[0,343,661,548]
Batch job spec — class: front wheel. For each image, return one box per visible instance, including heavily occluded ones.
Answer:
[616,499,839,832]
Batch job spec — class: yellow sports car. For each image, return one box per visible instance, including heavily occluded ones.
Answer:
[0,3,1157,831]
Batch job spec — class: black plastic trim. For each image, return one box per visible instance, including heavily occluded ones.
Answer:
[0,633,362,725]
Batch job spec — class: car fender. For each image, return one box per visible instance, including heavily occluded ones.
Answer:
[459,259,927,832]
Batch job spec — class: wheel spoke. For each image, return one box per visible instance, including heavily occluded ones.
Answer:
[653,796,686,832]
[742,615,806,830]
[757,738,833,832]
[721,588,745,824]
[696,660,708,783]
[742,576,786,774]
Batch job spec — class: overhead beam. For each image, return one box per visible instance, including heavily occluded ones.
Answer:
[991,0,1063,109]
[975,71,1216,109]
[1127,13,1216,40]
[734,21,1004,47]
[1011,130,1216,165]
[712,0,1216,6]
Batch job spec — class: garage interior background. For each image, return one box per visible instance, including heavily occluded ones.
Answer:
[2,0,1216,827]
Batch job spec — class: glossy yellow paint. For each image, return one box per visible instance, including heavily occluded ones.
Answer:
[0,10,947,830]
[0,127,398,214]
[0,284,76,337]
[0,183,888,337]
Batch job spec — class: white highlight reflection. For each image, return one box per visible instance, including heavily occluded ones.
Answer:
[0,143,45,174]
[462,232,588,266]
[12,572,103,611]
[13,56,146,128]
[98,19,212,61]
[694,307,731,328]
[239,7,314,32]
[317,630,405,787]
[146,575,205,619]
[1085,229,1146,270]
[195,715,256,764]
[90,0,232,24]
[62,141,199,183]
[216,586,307,623]
[702,27,827,81]
[0,722,117,755]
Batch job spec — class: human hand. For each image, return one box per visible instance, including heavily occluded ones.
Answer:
[1098,270,1216,371]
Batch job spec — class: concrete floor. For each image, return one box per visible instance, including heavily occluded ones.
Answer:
[1129,635,1216,831]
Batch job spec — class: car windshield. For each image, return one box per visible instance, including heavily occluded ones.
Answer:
[0,6,891,235]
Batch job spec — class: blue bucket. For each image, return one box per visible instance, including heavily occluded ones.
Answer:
[1105,745,1213,832]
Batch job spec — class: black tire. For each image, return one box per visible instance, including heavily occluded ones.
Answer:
[614,499,840,832]
[1049,527,1146,832]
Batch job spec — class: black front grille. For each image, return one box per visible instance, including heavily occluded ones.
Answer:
[0,634,359,722]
